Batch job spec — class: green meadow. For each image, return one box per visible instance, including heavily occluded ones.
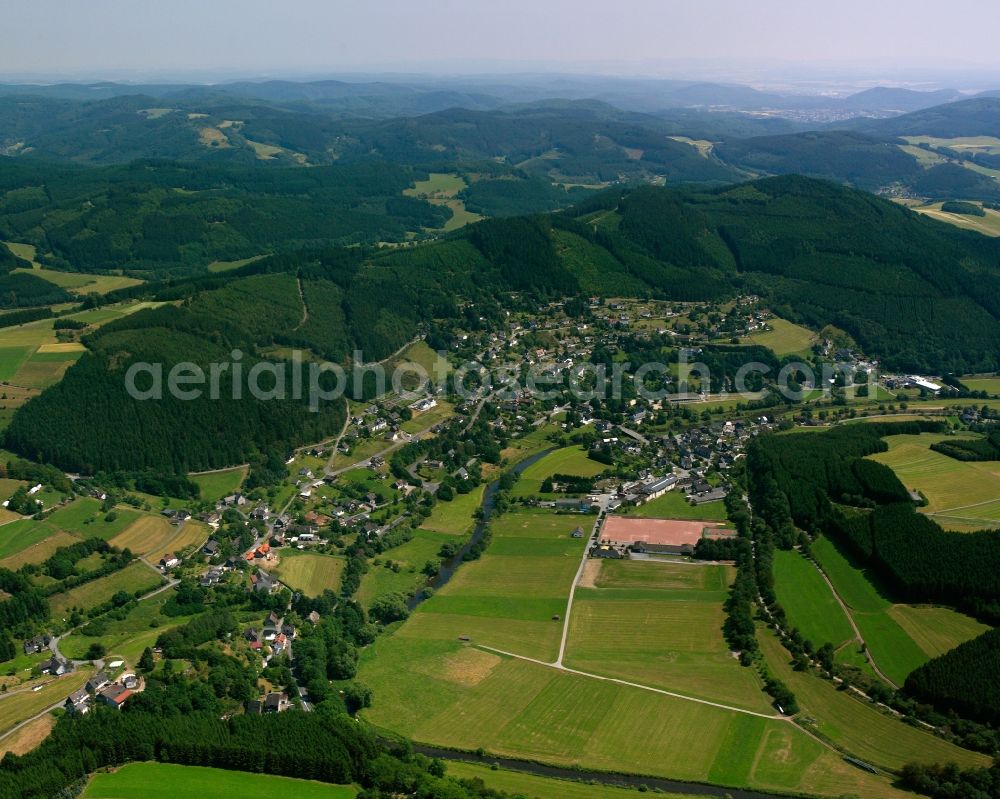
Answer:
[82,762,357,799]
[758,625,987,773]
[565,560,771,713]
[812,537,985,684]
[868,433,1000,530]
[359,510,909,797]
[772,549,854,649]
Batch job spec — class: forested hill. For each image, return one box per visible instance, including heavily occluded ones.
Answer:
[6,176,1000,474]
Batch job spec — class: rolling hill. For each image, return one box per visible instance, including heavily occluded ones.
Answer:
[6,176,1000,475]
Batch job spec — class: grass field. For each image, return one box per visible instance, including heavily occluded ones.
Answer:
[514,446,606,495]
[0,713,54,757]
[0,670,92,737]
[757,625,987,773]
[49,561,164,618]
[420,484,484,535]
[270,550,345,596]
[402,174,481,232]
[357,529,456,609]
[359,507,907,796]
[46,499,142,538]
[6,241,143,295]
[908,201,1000,237]
[963,376,1000,395]
[772,549,854,649]
[408,509,588,662]
[565,560,771,713]
[361,635,905,797]
[144,519,210,564]
[746,318,815,356]
[868,433,1000,529]
[58,590,194,663]
[621,490,729,521]
[400,399,454,433]
[390,341,452,388]
[0,519,64,560]
[404,173,467,199]
[0,529,79,570]
[812,536,984,683]
[82,762,357,799]
[445,761,698,799]
[190,466,247,502]
[207,256,262,273]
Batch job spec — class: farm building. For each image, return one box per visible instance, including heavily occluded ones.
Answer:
[599,516,731,555]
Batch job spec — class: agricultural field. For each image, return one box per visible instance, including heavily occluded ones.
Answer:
[270,551,345,597]
[105,514,180,559]
[0,670,92,738]
[189,466,247,502]
[402,173,481,232]
[10,348,83,389]
[962,375,1000,395]
[406,509,588,662]
[6,241,143,295]
[812,536,985,683]
[360,636,906,797]
[757,625,988,773]
[513,445,606,496]
[868,432,1000,530]
[622,490,729,521]
[46,499,141,538]
[0,529,78,570]
[0,384,39,432]
[772,549,854,650]
[82,762,357,799]
[359,505,907,796]
[445,761,698,799]
[745,317,815,356]
[144,519,210,564]
[0,519,64,560]
[49,561,164,619]
[0,713,54,758]
[908,201,1000,237]
[419,484,484,535]
[565,560,771,713]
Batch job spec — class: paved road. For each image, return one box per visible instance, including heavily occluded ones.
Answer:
[554,512,603,667]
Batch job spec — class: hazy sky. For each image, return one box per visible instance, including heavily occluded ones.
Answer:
[3,0,999,81]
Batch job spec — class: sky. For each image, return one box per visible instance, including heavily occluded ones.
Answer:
[3,0,1000,83]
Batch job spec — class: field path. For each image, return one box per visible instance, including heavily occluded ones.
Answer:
[805,554,899,689]
[294,277,308,330]
[554,512,603,667]
[479,645,785,720]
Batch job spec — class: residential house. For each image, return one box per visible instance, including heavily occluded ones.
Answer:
[98,684,132,710]
[64,688,90,715]
[41,656,72,676]
[23,634,50,655]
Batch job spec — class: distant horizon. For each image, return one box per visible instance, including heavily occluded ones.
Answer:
[4,0,1000,90]
[1,63,1000,97]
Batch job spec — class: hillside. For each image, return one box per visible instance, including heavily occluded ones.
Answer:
[6,176,1000,475]
[715,131,923,189]
[845,97,1000,138]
